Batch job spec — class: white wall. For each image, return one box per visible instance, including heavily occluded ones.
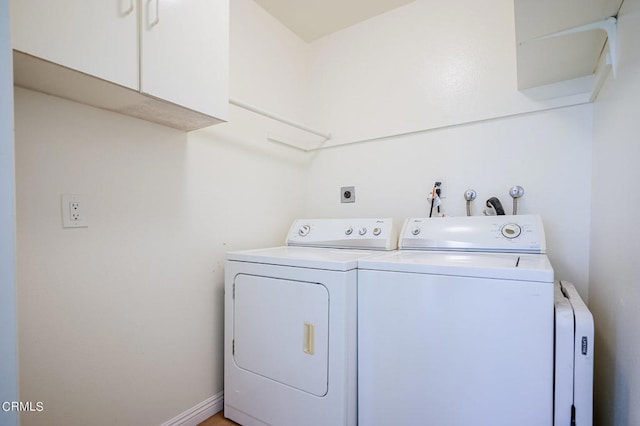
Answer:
[306,105,593,295]
[230,0,308,121]
[0,0,18,425]
[305,0,591,146]
[304,0,594,297]
[14,1,309,425]
[15,0,635,425]
[590,0,640,424]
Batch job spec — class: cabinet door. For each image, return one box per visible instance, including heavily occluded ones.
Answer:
[140,0,228,121]
[10,0,138,90]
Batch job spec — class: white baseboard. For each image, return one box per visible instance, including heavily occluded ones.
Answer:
[160,392,224,426]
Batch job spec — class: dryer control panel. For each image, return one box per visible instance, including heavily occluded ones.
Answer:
[400,214,546,253]
[287,218,397,250]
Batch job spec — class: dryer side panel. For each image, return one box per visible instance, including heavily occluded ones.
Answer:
[233,274,329,397]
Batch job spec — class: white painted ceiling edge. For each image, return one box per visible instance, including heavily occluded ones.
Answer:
[253,0,416,42]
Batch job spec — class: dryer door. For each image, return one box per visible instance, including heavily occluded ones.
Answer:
[233,274,329,396]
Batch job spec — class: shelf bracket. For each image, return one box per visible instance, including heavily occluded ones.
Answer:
[530,17,618,78]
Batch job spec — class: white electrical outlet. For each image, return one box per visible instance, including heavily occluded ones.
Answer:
[61,194,87,228]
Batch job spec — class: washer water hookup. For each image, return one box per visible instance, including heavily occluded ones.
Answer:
[428,181,442,218]
[464,189,477,216]
[485,197,505,216]
[509,186,525,215]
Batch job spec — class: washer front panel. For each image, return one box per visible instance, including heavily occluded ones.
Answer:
[358,268,554,426]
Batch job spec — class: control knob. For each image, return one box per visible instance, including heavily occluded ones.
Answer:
[345,227,353,236]
[358,227,367,236]
[298,225,311,237]
[501,223,522,239]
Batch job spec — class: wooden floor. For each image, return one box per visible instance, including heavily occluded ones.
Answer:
[198,410,238,426]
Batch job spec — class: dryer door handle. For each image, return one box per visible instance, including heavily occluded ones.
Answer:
[303,322,315,355]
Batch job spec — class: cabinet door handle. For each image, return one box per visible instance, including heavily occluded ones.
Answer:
[123,0,134,16]
[147,0,160,28]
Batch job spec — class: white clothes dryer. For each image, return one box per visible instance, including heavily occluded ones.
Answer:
[357,215,555,426]
[224,218,396,426]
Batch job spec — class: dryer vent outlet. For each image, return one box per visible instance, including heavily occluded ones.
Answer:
[341,186,355,203]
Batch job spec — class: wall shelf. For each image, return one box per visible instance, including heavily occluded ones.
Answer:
[514,0,623,99]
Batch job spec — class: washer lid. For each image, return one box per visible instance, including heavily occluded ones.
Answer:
[358,250,553,282]
[227,246,382,271]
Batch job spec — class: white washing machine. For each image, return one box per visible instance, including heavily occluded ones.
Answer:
[224,218,396,426]
[357,215,555,426]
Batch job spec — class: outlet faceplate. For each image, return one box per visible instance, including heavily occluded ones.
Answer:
[62,194,87,228]
[341,186,355,203]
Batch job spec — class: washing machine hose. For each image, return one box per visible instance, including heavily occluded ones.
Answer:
[486,197,505,215]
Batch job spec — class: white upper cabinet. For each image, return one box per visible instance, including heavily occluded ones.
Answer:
[11,1,139,90]
[140,0,228,121]
[10,0,228,131]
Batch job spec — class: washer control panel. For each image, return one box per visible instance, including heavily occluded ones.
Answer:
[287,218,397,250]
[400,214,546,253]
